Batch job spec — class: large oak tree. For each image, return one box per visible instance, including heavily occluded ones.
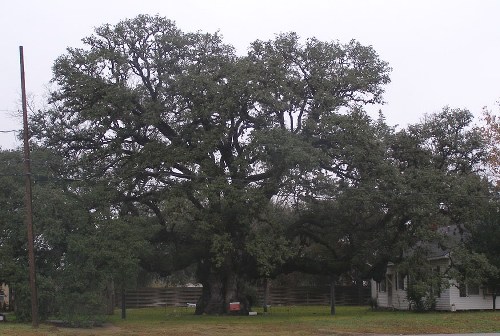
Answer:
[31,15,391,314]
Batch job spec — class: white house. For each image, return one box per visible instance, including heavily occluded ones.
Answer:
[372,225,497,311]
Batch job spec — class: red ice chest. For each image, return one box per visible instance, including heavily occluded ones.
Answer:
[229,302,241,311]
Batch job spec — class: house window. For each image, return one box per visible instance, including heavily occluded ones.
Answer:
[484,286,496,295]
[459,283,467,297]
[459,283,480,297]
[379,278,386,292]
[397,272,405,290]
[467,284,480,296]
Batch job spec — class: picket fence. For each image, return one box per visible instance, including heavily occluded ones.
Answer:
[120,285,370,308]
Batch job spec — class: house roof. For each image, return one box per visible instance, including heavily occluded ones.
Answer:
[426,224,467,259]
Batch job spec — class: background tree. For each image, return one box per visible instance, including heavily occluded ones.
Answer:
[481,102,500,188]
[389,107,492,310]
[286,107,492,311]
[0,150,30,318]
[31,15,391,314]
[0,148,146,321]
[466,200,500,310]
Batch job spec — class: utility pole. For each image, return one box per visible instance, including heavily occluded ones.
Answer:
[19,45,39,328]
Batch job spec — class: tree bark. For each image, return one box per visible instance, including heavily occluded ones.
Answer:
[195,265,250,315]
[196,272,226,315]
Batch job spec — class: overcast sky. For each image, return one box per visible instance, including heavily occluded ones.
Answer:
[1,0,499,149]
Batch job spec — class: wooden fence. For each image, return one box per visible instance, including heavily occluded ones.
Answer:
[120,285,370,308]
[123,287,202,308]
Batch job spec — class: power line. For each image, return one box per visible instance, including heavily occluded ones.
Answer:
[0,130,18,133]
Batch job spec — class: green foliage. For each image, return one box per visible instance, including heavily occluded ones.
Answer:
[25,14,494,316]
[388,108,493,310]
[449,248,498,288]
[245,205,297,277]
[30,14,392,314]
[456,203,500,293]
[397,250,442,311]
[0,148,148,321]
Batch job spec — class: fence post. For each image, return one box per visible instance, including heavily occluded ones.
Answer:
[263,279,270,312]
[330,276,338,315]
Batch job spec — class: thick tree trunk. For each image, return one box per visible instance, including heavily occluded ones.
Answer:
[195,266,250,315]
[196,272,226,315]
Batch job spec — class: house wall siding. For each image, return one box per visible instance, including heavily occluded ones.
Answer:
[447,283,494,310]
[377,292,388,307]
[434,286,451,310]
[391,289,409,309]
[373,281,389,308]
[433,259,452,310]
[373,265,410,309]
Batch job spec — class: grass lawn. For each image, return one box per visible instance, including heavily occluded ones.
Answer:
[0,306,499,335]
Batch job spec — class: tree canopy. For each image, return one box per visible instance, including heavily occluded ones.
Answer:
[31,14,392,314]
[24,14,496,316]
